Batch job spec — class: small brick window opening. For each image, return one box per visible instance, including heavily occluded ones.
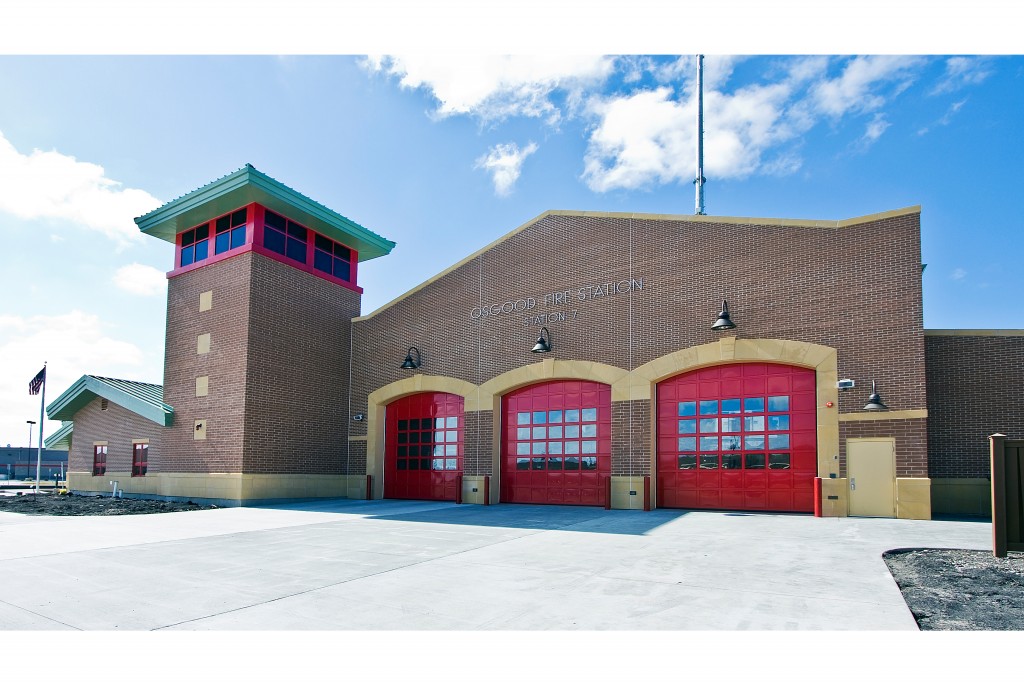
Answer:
[132,442,148,477]
[93,445,107,476]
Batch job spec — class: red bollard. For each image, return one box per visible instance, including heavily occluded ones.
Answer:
[483,475,490,505]
[455,474,463,504]
[813,477,823,517]
[604,476,611,510]
[366,474,373,500]
[643,476,651,511]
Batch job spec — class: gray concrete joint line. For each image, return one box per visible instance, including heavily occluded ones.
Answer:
[0,597,82,631]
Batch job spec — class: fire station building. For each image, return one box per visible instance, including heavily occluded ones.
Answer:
[47,165,1024,518]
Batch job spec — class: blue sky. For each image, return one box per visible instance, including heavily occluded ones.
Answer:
[0,8,1022,448]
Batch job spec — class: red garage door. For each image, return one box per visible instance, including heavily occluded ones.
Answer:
[384,393,463,501]
[657,363,817,512]
[502,380,611,505]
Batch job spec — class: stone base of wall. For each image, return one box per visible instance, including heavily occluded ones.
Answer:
[816,477,930,519]
[896,477,931,520]
[820,477,849,517]
[610,476,649,510]
[68,471,359,506]
[460,475,490,505]
[339,474,370,500]
[931,478,991,517]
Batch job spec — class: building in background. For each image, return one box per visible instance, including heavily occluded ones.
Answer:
[46,166,1024,517]
[1,446,68,481]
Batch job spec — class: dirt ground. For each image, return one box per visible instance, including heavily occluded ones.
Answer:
[884,548,1024,630]
[0,491,216,516]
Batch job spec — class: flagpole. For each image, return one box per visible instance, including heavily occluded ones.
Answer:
[35,362,46,494]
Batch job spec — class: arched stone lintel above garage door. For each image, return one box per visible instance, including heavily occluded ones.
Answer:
[362,339,839,498]
[631,338,839,479]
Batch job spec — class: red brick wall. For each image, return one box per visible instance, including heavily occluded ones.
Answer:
[462,410,493,476]
[162,247,360,475]
[241,252,360,474]
[350,210,927,477]
[67,396,163,474]
[925,333,1024,478]
[612,400,651,477]
[162,252,252,473]
[839,418,928,478]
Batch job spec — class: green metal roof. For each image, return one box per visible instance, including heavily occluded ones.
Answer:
[134,164,396,262]
[45,421,74,450]
[46,375,174,427]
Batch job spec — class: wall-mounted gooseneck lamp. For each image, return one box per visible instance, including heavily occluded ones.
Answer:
[863,380,889,411]
[400,346,421,370]
[531,327,551,353]
[711,300,736,331]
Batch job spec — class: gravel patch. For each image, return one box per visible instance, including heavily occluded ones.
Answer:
[0,491,217,516]
[884,548,1024,630]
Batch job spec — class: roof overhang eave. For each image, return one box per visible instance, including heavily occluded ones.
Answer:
[134,166,395,262]
[46,376,173,427]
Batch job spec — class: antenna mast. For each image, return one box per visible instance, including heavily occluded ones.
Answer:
[695,54,706,215]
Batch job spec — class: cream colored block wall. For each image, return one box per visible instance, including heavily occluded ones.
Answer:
[68,472,243,500]
[819,477,849,517]
[240,474,349,501]
[163,473,243,501]
[896,478,932,520]
[461,475,489,505]
[340,474,369,500]
[610,476,648,510]
[931,478,991,517]
[68,472,132,496]
[69,472,354,503]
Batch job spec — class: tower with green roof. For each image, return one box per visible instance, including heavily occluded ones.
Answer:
[133,165,394,502]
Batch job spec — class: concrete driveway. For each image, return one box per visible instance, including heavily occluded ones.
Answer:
[0,500,989,630]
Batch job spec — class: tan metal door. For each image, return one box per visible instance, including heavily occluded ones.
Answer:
[847,438,896,517]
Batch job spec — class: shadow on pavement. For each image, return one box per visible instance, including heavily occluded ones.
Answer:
[256,498,692,535]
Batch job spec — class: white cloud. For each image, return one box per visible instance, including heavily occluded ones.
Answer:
[942,100,966,122]
[918,99,967,136]
[951,268,967,280]
[475,142,539,196]
[366,55,939,194]
[0,310,153,447]
[809,56,924,118]
[582,59,821,191]
[653,55,745,91]
[113,263,167,296]
[760,152,803,176]
[580,56,935,192]
[930,57,993,95]
[0,131,162,247]
[861,113,891,146]
[363,55,615,123]
[583,87,689,191]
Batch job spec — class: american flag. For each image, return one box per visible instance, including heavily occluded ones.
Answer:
[28,366,46,395]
